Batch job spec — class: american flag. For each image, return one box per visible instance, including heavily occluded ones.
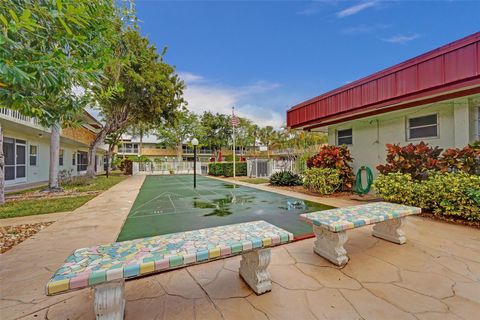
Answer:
[231,108,240,127]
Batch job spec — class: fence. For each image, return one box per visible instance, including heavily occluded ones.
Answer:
[247,159,297,178]
[137,161,206,175]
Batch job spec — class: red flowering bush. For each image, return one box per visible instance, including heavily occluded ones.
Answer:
[437,144,480,175]
[376,142,442,180]
[307,145,354,190]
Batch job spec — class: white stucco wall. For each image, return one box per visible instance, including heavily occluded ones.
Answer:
[3,128,106,186]
[326,95,480,176]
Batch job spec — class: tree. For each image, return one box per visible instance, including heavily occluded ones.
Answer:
[156,109,199,161]
[235,118,255,156]
[0,0,120,197]
[104,130,124,178]
[86,28,185,177]
[258,126,276,158]
[199,112,232,160]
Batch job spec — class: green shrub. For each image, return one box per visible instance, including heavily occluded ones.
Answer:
[423,172,480,221]
[372,173,418,206]
[222,162,247,177]
[270,171,303,186]
[303,168,342,195]
[208,162,247,177]
[373,172,480,221]
[208,163,223,176]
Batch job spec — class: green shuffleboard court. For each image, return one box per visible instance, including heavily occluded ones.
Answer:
[117,175,333,241]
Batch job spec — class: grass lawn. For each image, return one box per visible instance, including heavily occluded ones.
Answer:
[1,174,127,219]
[0,195,95,219]
[237,177,270,184]
[63,174,126,192]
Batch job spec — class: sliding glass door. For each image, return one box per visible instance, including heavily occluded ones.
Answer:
[3,138,27,184]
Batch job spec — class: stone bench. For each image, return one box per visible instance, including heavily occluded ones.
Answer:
[46,220,293,319]
[300,202,421,266]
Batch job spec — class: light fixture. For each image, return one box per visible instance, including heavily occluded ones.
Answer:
[191,138,198,188]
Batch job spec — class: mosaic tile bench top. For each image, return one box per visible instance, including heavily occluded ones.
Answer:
[46,220,293,295]
[300,202,421,232]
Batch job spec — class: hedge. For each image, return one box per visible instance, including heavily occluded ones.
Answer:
[208,163,224,176]
[208,162,247,177]
[303,168,341,195]
[373,172,480,221]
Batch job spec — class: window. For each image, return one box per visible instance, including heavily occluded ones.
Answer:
[77,151,88,172]
[337,129,353,145]
[29,145,38,166]
[407,114,438,140]
[72,152,76,166]
[59,149,64,166]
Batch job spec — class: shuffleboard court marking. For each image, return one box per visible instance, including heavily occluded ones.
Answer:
[118,175,334,241]
[130,190,186,214]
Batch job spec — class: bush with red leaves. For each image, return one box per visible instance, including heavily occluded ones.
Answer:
[437,144,480,175]
[376,142,442,180]
[307,145,354,190]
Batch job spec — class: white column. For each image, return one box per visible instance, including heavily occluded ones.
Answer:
[453,98,470,148]
[372,217,406,244]
[312,225,349,266]
[239,249,272,295]
[94,279,125,320]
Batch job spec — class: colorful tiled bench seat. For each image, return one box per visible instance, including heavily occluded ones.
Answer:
[301,202,421,266]
[46,220,293,320]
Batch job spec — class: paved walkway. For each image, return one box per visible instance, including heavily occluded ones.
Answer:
[1,174,479,320]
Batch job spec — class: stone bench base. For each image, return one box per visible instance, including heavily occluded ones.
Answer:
[313,217,406,266]
[93,249,272,319]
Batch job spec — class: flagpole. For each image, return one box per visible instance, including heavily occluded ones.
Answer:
[232,106,236,179]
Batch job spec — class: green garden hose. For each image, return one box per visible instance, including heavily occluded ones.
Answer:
[354,166,374,195]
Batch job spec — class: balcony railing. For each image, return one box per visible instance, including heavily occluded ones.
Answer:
[118,147,139,154]
[0,108,47,130]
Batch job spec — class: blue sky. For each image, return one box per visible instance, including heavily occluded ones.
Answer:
[135,0,480,127]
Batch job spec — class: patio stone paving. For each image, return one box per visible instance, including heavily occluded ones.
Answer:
[1,175,479,320]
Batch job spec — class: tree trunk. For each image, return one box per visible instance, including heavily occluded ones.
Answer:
[0,123,4,204]
[49,122,61,190]
[86,127,108,178]
[105,150,110,178]
[139,129,143,156]
[177,142,182,162]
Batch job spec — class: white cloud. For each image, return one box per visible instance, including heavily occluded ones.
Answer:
[178,71,205,83]
[337,1,377,18]
[181,73,285,128]
[382,33,420,44]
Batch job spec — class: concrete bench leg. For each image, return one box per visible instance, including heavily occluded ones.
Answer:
[313,225,349,266]
[372,217,406,244]
[94,279,125,320]
[239,248,272,295]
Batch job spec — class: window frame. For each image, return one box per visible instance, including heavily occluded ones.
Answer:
[29,145,38,166]
[77,151,88,172]
[336,128,353,146]
[406,113,439,141]
[59,149,64,166]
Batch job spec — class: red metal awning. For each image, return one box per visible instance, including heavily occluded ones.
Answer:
[287,32,480,130]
